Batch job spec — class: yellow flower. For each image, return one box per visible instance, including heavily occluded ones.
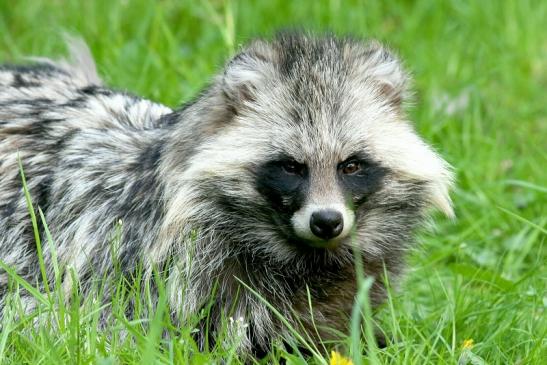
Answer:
[462,339,474,349]
[330,351,353,365]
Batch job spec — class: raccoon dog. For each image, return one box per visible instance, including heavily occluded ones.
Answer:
[0,33,453,354]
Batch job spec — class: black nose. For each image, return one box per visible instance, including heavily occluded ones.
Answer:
[310,210,344,240]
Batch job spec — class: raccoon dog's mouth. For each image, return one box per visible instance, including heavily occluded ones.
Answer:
[298,236,345,250]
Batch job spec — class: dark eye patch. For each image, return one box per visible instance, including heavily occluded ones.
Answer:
[338,154,388,205]
[254,157,308,213]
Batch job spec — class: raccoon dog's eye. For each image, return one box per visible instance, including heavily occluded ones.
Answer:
[281,160,305,175]
[340,161,361,175]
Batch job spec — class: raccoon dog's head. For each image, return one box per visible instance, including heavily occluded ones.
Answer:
[172,33,453,262]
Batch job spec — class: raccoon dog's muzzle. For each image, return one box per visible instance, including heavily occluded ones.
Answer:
[291,203,355,248]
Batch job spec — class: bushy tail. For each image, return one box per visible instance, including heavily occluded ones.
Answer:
[28,34,102,86]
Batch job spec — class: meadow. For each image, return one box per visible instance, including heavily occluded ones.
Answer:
[0,0,545,363]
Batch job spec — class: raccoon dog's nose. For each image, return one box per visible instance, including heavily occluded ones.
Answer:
[310,210,344,240]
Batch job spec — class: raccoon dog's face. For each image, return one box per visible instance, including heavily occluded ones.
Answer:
[179,34,453,260]
[254,150,387,249]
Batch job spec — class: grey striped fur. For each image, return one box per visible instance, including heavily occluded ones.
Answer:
[0,32,453,354]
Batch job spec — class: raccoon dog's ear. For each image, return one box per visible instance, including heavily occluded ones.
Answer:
[222,41,276,105]
[355,42,409,107]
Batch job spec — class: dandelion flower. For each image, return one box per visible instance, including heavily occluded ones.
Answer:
[330,351,353,365]
[462,339,474,349]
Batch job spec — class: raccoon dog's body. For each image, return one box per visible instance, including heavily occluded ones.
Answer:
[0,33,453,353]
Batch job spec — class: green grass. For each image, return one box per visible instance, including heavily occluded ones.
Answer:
[1,0,546,363]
